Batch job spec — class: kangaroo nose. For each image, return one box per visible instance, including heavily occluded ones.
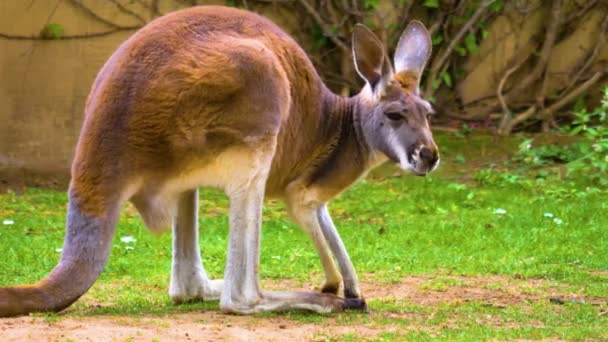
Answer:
[420,147,438,166]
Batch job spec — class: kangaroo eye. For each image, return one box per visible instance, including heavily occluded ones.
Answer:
[385,112,403,121]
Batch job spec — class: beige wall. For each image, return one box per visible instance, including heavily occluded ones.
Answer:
[1,1,151,180]
[0,1,301,188]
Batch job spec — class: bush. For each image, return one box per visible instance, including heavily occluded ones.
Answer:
[513,88,608,186]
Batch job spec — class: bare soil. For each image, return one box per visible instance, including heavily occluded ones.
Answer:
[1,275,596,341]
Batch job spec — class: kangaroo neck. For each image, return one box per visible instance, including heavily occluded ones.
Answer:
[303,88,376,191]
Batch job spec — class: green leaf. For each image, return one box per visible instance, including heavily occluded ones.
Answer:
[40,23,64,39]
[440,71,453,88]
[310,24,328,51]
[432,78,442,90]
[364,0,379,9]
[490,0,504,13]
[455,46,467,56]
[481,29,489,40]
[423,0,439,9]
[432,34,443,46]
[465,33,479,55]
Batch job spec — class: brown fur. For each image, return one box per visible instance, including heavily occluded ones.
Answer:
[0,6,438,316]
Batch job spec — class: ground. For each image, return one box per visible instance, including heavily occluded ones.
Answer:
[2,275,604,341]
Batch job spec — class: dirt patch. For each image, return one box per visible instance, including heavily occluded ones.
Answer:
[1,313,370,342]
[0,275,601,341]
[362,275,545,307]
[266,274,552,307]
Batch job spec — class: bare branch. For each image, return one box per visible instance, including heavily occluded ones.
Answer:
[565,0,598,24]
[108,0,147,24]
[496,55,529,132]
[424,0,492,95]
[498,105,536,136]
[396,0,414,27]
[0,26,140,40]
[499,70,604,135]
[504,0,563,102]
[560,13,608,96]
[296,0,349,52]
[541,71,605,119]
[69,0,132,29]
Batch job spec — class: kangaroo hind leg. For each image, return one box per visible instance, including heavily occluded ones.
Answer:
[169,188,223,303]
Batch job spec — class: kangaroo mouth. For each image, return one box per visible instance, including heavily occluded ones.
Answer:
[400,154,438,177]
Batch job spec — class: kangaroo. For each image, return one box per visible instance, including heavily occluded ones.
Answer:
[0,6,438,316]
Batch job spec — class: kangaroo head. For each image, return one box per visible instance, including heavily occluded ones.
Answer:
[353,22,439,176]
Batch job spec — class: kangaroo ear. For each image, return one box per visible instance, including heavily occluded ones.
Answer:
[352,24,390,89]
[394,21,432,77]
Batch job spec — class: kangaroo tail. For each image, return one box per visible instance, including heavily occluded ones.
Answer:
[0,191,119,317]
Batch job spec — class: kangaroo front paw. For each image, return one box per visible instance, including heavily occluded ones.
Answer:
[344,286,362,299]
[343,297,368,312]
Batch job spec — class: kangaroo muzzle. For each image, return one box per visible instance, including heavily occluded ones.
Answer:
[409,144,439,176]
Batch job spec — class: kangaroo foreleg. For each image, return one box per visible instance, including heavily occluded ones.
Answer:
[317,204,361,299]
[288,204,342,295]
[169,189,223,303]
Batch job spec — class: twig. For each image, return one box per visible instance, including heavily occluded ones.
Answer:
[561,13,608,96]
[496,55,528,132]
[296,0,349,52]
[565,0,598,24]
[504,0,562,102]
[428,10,448,37]
[396,0,414,26]
[349,0,362,22]
[499,71,603,135]
[498,105,537,135]
[511,1,543,15]
[108,0,147,24]
[0,26,140,40]
[424,0,492,95]
[69,0,131,29]
[45,0,63,26]
[541,71,605,119]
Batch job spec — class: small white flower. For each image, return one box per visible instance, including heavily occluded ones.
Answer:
[592,144,602,152]
[494,208,507,215]
[55,248,63,253]
[553,218,563,225]
[2,219,14,225]
[120,236,137,243]
[125,246,135,250]
[543,213,554,218]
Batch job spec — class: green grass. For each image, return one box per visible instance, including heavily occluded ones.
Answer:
[1,132,607,340]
